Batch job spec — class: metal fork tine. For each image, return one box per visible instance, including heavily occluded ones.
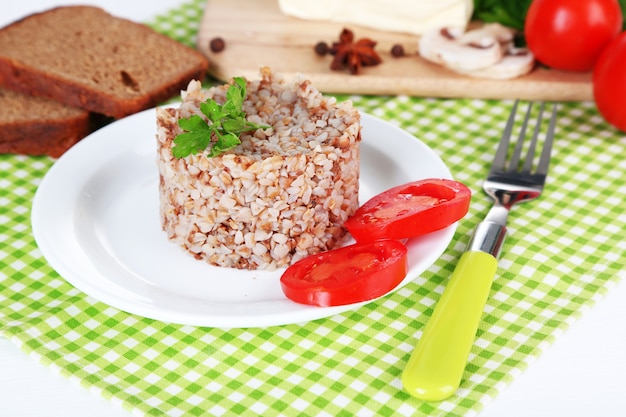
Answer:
[491,100,519,173]
[536,104,558,176]
[509,102,534,171]
[522,102,546,173]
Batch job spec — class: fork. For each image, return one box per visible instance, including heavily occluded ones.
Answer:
[401,100,558,401]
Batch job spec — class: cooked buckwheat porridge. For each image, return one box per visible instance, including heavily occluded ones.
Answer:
[156,67,361,270]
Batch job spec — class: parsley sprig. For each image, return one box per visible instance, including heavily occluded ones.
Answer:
[172,77,269,158]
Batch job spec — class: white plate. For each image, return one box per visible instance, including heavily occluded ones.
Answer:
[32,108,456,328]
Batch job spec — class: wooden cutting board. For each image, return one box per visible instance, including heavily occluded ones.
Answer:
[197,0,592,101]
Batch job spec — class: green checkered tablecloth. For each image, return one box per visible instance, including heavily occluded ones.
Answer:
[2,1,626,416]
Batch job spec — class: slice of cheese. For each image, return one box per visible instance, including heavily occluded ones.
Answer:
[277,0,474,35]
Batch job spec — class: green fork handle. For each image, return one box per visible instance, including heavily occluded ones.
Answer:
[401,250,498,401]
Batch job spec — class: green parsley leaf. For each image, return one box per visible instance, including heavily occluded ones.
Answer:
[208,132,241,157]
[172,115,212,158]
[171,77,269,158]
[200,100,221,123]
[225,77,246,112]
[472,0,532,32]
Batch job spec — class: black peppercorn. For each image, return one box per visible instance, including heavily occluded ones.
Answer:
[314,41,329,56]
[209,37,225,53]
[391,44,405,57]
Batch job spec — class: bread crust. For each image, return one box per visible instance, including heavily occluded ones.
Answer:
[0,60,207,119]
[0,114,88,143]
[0,113,91,157]
[0,130,84,158]
[1,85,119,157]
[0,6,210,119]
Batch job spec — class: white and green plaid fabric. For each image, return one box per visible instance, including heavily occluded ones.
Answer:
[1,1,625,416]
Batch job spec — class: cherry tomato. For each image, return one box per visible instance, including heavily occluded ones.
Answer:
[280,240,408,307]
[344,178,471,243]
[594,32,626,132]
[524,0,623,72]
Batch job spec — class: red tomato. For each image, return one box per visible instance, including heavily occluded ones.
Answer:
[344,178,471,243]
[524,0,623,72]
[280,240,408,307]
[594,31,626,132]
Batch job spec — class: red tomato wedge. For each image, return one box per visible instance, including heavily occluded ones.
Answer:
[280,240,408,307]
[344,178,471,243]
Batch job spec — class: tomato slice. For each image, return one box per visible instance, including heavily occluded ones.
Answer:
[344,178,471,243]
[280,240,408,307]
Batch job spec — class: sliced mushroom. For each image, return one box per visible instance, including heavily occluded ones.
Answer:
[418,23,535,79]
[418,26,504,72]
[456,23,516,47]
[457,45,536,80]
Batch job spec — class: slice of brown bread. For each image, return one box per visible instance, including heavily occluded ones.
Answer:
[0,134,84,158]
[0,6,209,119]
[0,87,95,157]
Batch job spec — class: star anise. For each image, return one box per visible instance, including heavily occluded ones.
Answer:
[328,28,382,75]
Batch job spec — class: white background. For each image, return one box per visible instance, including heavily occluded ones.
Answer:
[2,2,626,416]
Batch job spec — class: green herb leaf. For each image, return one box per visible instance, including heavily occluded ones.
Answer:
[208,132,241,157]
[226,77,246,112]
[200,100,221,123]
[171,77,270,158]
[221,118,249,132]
[472,0,532,33]
[172,115,212,158]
